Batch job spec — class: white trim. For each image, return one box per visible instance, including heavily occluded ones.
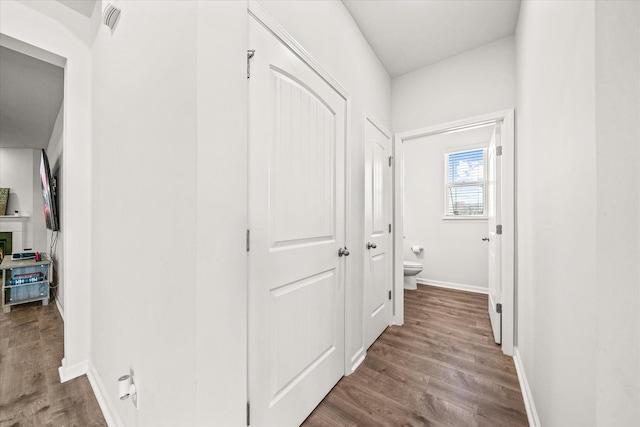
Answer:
[441,216,488,221]
[392,136,405,326]
[55,297,64,320]
[394,109,516,356]
[0,33,66,67]
[87,362,122,427]
[348,346,366,375]
[248,0,348,100]
[513,347,541,427]
[58,357,88,383]
[344,96,353,375]
[417,278,488,295]
[364,112,392,139]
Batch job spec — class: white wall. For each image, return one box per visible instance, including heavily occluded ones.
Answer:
[91,2,198,425]
[0,149,33,219]
[0,148,48,252]
[516,0,639,425]
[403,126,492,291]
[595,3,640,424]
[0,0,93,378]
[31,150,47,253]
[91,1,248,425]
[258,0,391,369]
[194,2,247,425]
[46,104,64,314]
[392,36,515,133]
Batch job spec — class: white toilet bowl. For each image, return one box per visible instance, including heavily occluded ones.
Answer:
[403,261,423,290]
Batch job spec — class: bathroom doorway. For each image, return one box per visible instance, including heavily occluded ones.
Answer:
[392,110,515,355]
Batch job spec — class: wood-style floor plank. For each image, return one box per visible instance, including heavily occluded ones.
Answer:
[303,285,529,427]
[0,302,106,427]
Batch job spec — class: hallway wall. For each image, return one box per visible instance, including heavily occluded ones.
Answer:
[516,0,640,425]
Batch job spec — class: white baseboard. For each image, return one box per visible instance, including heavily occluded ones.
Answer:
[87,362,122,427]
[513,347,541,427]
[58,357,88,383]
[417,278,488,295]
[55,298,64,320]
[348,346,366,375]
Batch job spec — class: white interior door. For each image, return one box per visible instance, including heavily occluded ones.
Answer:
[487,125,502,344]
[248,16,347,427]
[363,117,392,350]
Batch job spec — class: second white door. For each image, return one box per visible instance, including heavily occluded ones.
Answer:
[364,116,392,350]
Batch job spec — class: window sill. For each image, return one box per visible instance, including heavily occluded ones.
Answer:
[441,216,488,222]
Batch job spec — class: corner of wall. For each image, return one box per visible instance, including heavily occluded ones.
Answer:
[513,347,540,427]
[87,361,122,427]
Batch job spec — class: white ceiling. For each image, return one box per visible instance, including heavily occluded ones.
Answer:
[0,46,64,149]
[342,0,521,77]
[0,0,520,150]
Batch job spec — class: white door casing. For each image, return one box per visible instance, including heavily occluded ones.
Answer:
[487,125,502,344]
[394,110,515,355]
[248,8,349,427]
[363,115,392,350]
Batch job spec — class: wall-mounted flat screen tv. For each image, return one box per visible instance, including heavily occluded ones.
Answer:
[40,149,59,231]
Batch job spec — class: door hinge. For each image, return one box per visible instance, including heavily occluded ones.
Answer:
[496,303,502,314]
[388,156,393,167]
[388,224,392,233]
[247,401,250,425]
[496,146,503,156]
[388,290,392,300]
[247,49,255,79]
[496,224,502,235]
[246,229,250,252]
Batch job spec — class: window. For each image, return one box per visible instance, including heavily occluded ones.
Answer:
[444,148,486,217]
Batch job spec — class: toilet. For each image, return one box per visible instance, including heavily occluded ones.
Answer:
[403,261,423,290]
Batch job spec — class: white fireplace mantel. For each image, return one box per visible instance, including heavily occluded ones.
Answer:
[0,216,29,252]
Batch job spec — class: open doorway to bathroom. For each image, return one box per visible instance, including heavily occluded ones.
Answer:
[393,110,515,355]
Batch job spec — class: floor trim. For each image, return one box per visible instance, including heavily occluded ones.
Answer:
[55,298,64,320]
[58,357,88,383]
[87,362,123,427]
[417,278,488,295]
[513,347,541,427]
[348,347,366,375]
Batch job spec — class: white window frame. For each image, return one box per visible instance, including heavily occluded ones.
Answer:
[443,146,488,220]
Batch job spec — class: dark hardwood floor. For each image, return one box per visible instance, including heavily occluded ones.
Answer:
[1,286,527,427]
[303,285,529,427]
[0,302,106,427]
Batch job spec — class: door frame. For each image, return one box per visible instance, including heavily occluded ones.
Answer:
[392,109,516,355]
[247,0,355,377]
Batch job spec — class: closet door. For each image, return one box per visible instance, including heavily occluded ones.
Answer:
[248,14,347,427]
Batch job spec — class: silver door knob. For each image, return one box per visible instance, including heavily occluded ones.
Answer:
[366,242,377,250]
[338,247,350,257]
[482,237,490,241]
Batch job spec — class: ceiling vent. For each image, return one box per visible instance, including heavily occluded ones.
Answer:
[102,1,121,30]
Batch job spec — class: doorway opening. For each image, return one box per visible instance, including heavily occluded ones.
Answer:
[393,110,516,355]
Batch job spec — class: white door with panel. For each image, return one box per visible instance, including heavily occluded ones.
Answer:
[364,117,392,350]
[248,16,348,427]
[487,125,502,344]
